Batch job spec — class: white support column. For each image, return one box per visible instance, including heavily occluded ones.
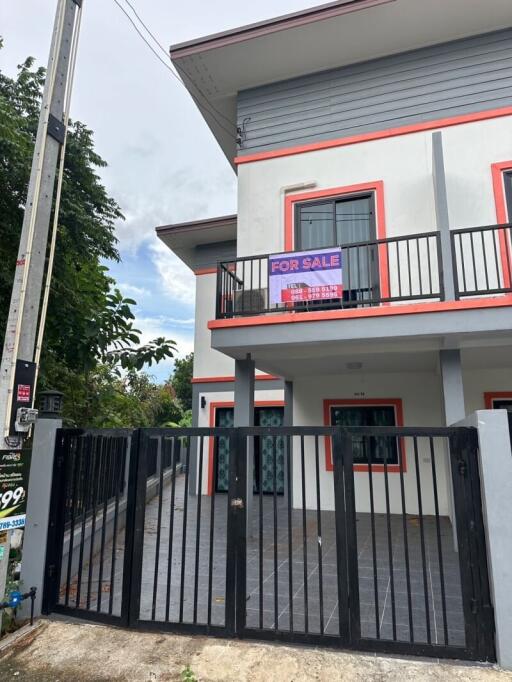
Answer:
[456,410,512,670]
[440,349,466,423]
[19,415,62,618]
[234,355,255,532]
[432,131,456,301]
[440,348,465,549]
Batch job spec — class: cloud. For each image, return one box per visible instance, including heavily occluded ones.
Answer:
[149,239,196,306]
[118,282,151,299]
[135,315,194,355]
[134,313,195,382]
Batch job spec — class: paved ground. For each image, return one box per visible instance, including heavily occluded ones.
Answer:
[60,473,464,649]
[0,620,510,682]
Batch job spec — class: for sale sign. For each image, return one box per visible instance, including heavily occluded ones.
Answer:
[0,449,30,530]
[269,247,343,306]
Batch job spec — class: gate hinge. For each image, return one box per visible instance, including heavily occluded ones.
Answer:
[470,597,478,615]
[47,564,56,578]
[458,460,467,477]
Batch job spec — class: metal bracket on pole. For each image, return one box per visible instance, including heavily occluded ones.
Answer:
[71,0,82,6]
[47,114,66,145]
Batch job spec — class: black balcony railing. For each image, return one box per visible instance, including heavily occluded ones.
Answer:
[451,223,512,298]
[216,232,442,319]
[215,224,512,319]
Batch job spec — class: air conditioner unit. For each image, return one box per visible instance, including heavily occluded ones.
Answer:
[234,288,267,313]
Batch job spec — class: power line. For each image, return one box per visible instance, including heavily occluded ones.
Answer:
[112,0,236,137]
[120,0,235,130]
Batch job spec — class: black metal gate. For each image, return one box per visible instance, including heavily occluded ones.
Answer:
[43,425,495,662]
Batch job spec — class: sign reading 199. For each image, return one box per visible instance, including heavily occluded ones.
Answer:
[0,487,25,511]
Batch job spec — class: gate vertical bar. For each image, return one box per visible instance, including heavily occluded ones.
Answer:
[225,429,238,636]
[42,429,68,614]
[448,429,480,658]
[342,430,360,642]
[235,430,248,635]
[332,429,350,644]
[121,428,147,627]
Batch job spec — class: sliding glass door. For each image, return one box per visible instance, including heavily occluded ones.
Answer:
[295,193,379,302]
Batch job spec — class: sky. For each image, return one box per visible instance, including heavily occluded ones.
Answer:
[1,0,316,381]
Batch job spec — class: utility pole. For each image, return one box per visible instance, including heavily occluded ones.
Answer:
[0,0,83,620]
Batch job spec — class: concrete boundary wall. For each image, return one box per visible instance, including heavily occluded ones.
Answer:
[456,409,512,670]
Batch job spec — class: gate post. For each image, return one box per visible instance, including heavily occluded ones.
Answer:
[20,409,62,618]
[121,428,147,627]
[456,410,512,670]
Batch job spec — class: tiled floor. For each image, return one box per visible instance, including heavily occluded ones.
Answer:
[60,473,466,648]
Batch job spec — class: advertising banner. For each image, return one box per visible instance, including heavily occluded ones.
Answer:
[0,448,30,531]
[269,247,342,305]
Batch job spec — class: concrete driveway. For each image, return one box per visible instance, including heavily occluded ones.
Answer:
[0,619,511,682]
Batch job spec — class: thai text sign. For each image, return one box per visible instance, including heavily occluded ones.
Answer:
[0,449,30,530]
[269,248,342,305]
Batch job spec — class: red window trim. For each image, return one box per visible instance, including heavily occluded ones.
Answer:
[484,391,512,409]
[323,397,406,473]
[207,400,285,495]
[491,161,512,290]
[284,182,390,301]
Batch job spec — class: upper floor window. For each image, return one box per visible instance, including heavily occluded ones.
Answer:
[504,170,512,221]
[295,193,375,251]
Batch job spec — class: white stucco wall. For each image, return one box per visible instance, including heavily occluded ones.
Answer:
[291,364,511,516]
[193,273,235,379]
[293,370,448,516]
[237,115,512,258]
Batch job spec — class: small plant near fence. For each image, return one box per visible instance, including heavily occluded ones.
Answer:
[181,665,198,682]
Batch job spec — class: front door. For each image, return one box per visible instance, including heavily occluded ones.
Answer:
[214,406,285,493]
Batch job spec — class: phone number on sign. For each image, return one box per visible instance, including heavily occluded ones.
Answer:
[0,517,26,531]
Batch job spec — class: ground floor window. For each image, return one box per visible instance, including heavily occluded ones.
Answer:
[484,392,512,444]
[214,405,285,494]
[323,398,404,472]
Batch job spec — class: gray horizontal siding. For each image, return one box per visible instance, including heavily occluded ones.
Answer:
[194,240,236,270]
[237,29,512,154]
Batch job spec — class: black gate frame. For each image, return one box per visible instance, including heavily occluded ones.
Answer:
[42,425,495,662]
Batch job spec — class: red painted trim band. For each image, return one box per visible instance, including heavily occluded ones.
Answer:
[192,374,280,384]
[208,295,512,330]
[484,391,512,410]
[235,107,512,165]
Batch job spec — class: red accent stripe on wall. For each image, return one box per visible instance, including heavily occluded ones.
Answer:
[484,391,512,409]
[208,294,512,330]
[234,107,512,165]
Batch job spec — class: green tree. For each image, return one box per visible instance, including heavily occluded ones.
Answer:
[170,353,193,411]
[0,47,177,426]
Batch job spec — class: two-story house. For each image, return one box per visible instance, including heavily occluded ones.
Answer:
[157,0,512,515]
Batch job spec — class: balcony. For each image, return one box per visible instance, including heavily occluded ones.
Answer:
[215,224,512,319]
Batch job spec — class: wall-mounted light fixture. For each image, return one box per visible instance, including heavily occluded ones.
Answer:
[200,396,207,409]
